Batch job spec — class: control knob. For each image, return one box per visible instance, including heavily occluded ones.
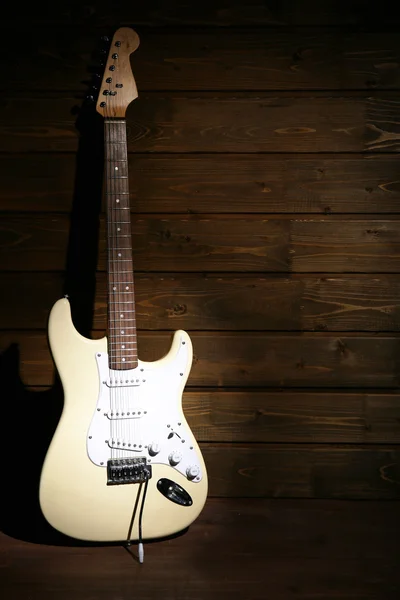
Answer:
[186,465,200,480]
[168,451,182,466]
[148,442,160,456]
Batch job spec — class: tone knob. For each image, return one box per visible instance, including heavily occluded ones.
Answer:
[169,451,182,466]
[186,465,200,480]
[148,442,160,456]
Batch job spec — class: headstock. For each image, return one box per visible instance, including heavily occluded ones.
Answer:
[96,27,140,118]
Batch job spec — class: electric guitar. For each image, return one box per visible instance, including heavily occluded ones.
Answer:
[39,28,208,558]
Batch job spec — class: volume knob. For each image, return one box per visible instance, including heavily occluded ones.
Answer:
[168,451,182,466]
[186,465,200,480]
[148,442,160,456]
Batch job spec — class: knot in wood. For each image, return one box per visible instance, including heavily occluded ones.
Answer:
[173,303,187,316]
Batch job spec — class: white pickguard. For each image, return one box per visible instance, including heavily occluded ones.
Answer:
[87,342,203,482]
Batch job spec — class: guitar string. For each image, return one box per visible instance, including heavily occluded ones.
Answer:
[107,82,116,460]
[104,50,144,475]
[105,94,113,460]
[106,57,138,461]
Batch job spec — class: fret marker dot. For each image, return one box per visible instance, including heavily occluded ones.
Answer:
[126,286,129,290]
[118,253,121,257]
[121,330,125,334]
[122,345,125,349]
[121,314,124,318]
[122,357,125,362]
[113,287,116,291]
[115,166,119,170]
[117,227,121,231]
[116,199,120,203]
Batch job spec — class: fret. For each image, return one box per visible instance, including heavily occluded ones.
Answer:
[108,348,136,357]
[109,362,137,366]
[109,318,136,322]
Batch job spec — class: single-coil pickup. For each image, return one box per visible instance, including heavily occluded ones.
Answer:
[105,408,145,420]
[104,379,141,388]
[107,438,144,450]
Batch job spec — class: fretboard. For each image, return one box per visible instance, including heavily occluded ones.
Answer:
[104,118,138,370]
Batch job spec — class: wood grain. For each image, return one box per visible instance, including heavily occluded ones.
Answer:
[3,272,400,332]
[3,0,399,26]
[3,154,400,214]
[96,28,140,118]
[202,443,400,498]
[2,215,400,273]
[2,7,400,600]
[21,387,400,444]
[1,499,400,599]
[184,390,400,444]
[2,94,400,153]
[2,330,400,388]
[5,30,400,92]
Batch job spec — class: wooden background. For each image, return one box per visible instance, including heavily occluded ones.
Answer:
[1,1,400,598]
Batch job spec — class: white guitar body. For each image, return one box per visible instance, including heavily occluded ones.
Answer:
[39,298,208,542]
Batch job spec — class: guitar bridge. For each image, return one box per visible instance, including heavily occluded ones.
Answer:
[107,457,152,485]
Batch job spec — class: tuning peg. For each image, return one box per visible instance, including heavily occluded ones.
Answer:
[86,95,95,103]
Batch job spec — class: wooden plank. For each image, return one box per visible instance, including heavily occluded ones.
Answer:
[2,215,400,273]
[290,219,400,272]
[17,386,400,444]
[202,443,400,498]
[2,330,400,387]
[2,94,400,153]
[1,500,399,600]
[4,272,400,332]
[184,390,400,444]
[3,154,400,214]
[0,214,289,272]
[5,30,400,92]
[3,0,399,26]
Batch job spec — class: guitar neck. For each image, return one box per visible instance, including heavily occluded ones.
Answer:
[104,118,138,370]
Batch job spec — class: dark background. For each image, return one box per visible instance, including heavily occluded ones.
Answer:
[1,1,400,598]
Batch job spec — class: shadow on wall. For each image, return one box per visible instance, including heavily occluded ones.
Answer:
[0,38,186,548]
[0,61,104,546]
